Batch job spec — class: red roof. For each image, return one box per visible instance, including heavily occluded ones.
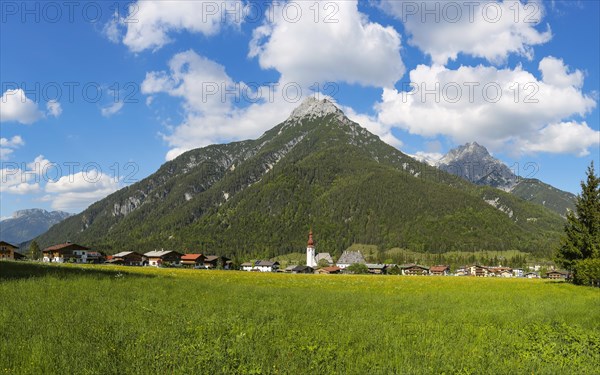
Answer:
[321,266,341,273]
[181,254,204,261]
[430,265,450,272]
[43,242,89,252]
[307,230,314,247]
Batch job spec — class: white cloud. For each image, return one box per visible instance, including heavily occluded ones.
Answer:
[0,155,42,195]
[249,0,405,88]
[379,0,552,65]
[539,56,584,88]
[46,100,62,117]
[45,170,121,212]
[101,101,124,117]
[121,0,243,52]
[409,151,444,166]
[142,50,300,160]
[516,121,600,156]
[375,57,597,155]
[0,135,25,159]
[0,89,44,124]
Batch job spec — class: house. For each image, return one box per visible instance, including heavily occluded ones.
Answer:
[512,268,524,278]
[546,270,570,280]
[315,253,334,266]
[430,265,450,276]
[254,260,280,272]
[366,264,387,274]
[400,264,430,276]
[490,267,513,278]
[336,251,366,269]
[110,251,144,266]
[181,254,206,268]
[316,266,341,274]
[144,250,182,267]
[0,241,25,260]
[241,262,254,271]
[290,265,314,274]
[203,255,231,269]
[524,272,540,279]
[86,251,106,264]
[454,268,468,276]
[42,242,90,263]
[467,265,492,277]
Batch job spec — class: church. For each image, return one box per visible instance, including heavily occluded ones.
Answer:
[306,231,334,268]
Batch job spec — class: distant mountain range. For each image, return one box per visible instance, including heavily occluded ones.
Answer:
[436,142,576,216]
[36,98,565,259]
[0,209,72,245]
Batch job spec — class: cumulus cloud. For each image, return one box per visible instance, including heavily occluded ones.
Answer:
[0,89,44,124]
[0,155,42,194]
[142,50,300,160]
[0,135,25,159]
[120,0,243,52]
[45,170,121,212]
[379,0,552,65]
[249,0,405,88]
[375,57,597,155]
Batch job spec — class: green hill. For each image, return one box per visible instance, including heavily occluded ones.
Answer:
[36,98,565,259]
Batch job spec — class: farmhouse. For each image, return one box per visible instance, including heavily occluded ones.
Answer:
[0,241,25,261]
[430,265,450,276]
[144,250,182,267]
[42,242,90,263]
[241,262,254,271]
[316,266,342,274]
[315,252,334,266]
[290,265,314,274]
[546,270,570,280]
[254,260,280,272]
[181,254,206,268]
[110,251,144,266]
[366,264,387,274]
[524,272,540,279]
[336,251,366,269]
[490,267,513,278]
[203,255,231,269]
[400,264,430,276]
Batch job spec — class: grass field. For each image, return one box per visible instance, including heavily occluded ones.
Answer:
[1,262,599,374]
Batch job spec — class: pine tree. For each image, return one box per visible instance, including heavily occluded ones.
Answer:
[29,241,41,260]
[555,162,600,270]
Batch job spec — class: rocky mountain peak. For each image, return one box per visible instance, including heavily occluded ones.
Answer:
[438,142,517,189]
[288,97,343,121]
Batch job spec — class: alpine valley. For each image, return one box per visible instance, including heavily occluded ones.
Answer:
[36,98,566,259]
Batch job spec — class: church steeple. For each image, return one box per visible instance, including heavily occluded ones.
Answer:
[306,230,317,268]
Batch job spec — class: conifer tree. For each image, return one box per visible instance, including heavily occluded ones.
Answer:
[555,162,600,270]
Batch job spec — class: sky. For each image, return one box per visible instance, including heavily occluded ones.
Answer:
[1,0,599,217]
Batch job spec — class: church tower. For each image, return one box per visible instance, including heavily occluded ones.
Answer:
[306,230,317,268]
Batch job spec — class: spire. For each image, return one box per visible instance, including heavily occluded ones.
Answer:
[307,230,314,247]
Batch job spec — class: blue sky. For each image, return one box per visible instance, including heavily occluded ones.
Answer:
[1,0,598,217]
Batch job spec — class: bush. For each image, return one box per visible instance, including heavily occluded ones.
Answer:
[347,263,369,274]
[573,258,600,287]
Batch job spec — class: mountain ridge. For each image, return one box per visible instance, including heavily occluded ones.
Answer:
[36,98,564,259]
[0,209,72,245]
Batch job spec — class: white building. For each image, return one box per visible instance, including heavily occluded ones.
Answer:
[254,260,279,272]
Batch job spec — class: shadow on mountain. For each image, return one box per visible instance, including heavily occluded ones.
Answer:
[0,261,154,281]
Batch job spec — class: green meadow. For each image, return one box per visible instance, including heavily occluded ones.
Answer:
[1,262,599,374]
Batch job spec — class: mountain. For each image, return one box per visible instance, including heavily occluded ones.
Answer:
[36,98,565,259]
[437,142,576,216]
[0,209,72,245]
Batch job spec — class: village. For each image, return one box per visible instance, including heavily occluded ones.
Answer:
[0,233,571,280]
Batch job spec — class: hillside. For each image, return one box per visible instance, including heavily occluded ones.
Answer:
[0,209,72,244]
[36,98,565,259]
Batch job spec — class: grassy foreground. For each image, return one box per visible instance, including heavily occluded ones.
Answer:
[1,262,599,374]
